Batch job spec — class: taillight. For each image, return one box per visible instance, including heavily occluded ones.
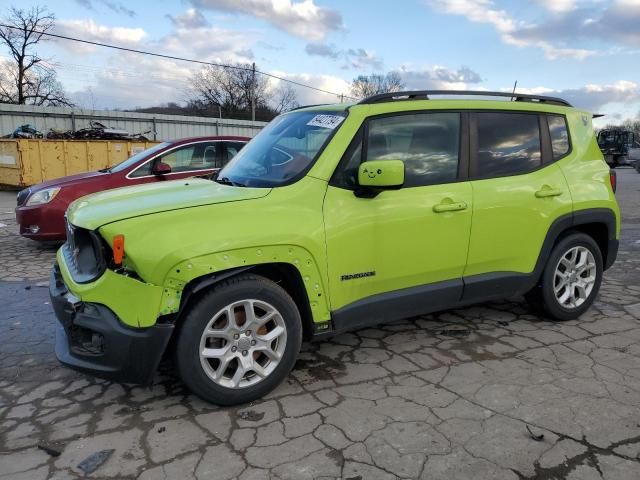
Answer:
[112,235,125,266]
[609,169,617,193]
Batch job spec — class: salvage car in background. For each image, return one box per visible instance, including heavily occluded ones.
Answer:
[15,136,249,241]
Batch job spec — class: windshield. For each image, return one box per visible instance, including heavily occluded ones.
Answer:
[108,142,170,173]
[217,110,347,187]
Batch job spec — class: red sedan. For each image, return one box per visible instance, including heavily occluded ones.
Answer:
[15,136,249,241]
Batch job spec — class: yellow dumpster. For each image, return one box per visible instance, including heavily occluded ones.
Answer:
[0,139,159,188]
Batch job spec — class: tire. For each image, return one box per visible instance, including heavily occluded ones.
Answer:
[526,232,603,321]
[175,274,302,406]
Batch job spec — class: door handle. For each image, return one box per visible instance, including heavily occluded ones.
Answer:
[535,187,563,198]
[433,201,468,213]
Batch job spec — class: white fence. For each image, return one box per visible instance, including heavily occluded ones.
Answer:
[0,104,267,141]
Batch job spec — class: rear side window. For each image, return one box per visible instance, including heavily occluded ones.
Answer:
[474,112,541,177]
[365,112,460,187]
[548,115,570,159]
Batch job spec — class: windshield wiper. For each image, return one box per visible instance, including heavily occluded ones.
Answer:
[215,176,246,187]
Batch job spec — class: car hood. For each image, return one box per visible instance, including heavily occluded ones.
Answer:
[28,170,108,192]
[67,179,271,230]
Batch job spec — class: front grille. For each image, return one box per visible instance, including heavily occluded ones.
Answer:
[16,188,31,206]
[63,221,107,284]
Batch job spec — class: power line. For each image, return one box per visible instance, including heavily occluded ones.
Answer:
[0,22,356,100]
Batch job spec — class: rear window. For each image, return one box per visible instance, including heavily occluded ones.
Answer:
[475,113,541,177]
[548,115,570,159]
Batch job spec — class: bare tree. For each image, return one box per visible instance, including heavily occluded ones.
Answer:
[188,66,243,114]
[0,6,73,106]
[350,71,405,99]
[273,83,299,113]
[188,63,298,118]
[622,117,640,140]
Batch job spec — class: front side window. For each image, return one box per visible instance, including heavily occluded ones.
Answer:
[110,142,169,174]
[548,115,570,159]
[159,143,219,172]
[365,113,460,187]
[333,113,461,188]
[130,142,221,177]
[475,112,541,177]
[225,142,247,163]
[218,110,347,187]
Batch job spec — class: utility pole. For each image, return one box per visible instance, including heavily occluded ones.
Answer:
[251,62,256,122]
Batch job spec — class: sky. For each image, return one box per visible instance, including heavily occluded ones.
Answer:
[2,0,640,125]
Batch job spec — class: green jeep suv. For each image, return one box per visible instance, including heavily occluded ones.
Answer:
[50,91,620,405]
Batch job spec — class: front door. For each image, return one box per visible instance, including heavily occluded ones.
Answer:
[323,111,473,326]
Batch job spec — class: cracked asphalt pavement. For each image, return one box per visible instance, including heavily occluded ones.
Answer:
[1,169,640,479]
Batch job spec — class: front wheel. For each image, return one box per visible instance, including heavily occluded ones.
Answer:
[176,274,302,405]
[526,233,603,321]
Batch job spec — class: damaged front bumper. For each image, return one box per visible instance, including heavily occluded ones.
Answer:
[50,263,174,384]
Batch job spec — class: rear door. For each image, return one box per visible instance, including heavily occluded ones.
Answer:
[463,111,572,298]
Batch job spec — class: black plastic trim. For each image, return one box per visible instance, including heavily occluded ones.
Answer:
[50,265,173,384]
[322,208,619,336]
[330,279,462,334]
[176,266,253,319]
[539,114,553,166]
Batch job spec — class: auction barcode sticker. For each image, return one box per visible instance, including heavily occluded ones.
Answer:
[307,114,345,129]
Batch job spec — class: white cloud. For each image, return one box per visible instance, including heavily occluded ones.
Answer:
[74,0,136,17]
[267,71,351,105]
[158,25,255,62]
[305,42,340,59]
[427,0,595,59]
[398,65,483,90]
[191,0,344,41]
[68,54,195,109]
[345,49,383,71]
[167,8,209,29]
[512,80,640,112]
[535,0,577,13]
[55,19,147,53]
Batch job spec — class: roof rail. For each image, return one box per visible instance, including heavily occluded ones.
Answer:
[358,90,572,107]
[288,103,331,112]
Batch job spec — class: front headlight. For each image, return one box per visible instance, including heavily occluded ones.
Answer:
[26,187,61,206]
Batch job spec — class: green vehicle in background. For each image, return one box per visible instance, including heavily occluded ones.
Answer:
[50,91,620,405]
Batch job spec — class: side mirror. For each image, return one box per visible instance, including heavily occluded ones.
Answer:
[152,162,172,175]
[358,160,404,190]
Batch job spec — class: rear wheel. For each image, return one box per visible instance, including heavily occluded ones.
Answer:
[176,274,302,405]
[526,233,603,321]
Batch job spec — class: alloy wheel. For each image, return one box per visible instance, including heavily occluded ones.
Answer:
[553,246,597,309]
[199,299,287,389]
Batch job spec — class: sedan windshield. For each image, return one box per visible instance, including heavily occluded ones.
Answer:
[217,110,347,187]
[108,142,170,173]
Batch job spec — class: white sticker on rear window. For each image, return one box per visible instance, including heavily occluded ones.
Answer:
[307,114,345,130]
